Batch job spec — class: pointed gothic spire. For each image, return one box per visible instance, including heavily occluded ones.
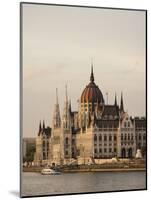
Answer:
[56,88,58,104]
[90,61,94,83]
[65,84,68,102]
[69,99,72,113]
[62,85,71,130]
[120,92,124,112]
[52,88,61,128]
[114,93,117,106]
[43,120,45,129]
[39,120,42,133]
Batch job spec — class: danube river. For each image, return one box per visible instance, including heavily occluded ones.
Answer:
[21,171,146,197]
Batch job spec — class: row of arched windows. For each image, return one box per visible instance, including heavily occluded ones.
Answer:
[65,138,76,146]
[121,134,133,141]
[94,134,117,142]
[43,140,49,148]
[42,140,49,160]
[138,134,146,140]
[94,148,117,154]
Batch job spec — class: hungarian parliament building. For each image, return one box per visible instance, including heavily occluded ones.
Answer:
[34,65,146,166]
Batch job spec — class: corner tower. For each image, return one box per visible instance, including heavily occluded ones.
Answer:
[62,85,72,161]
[50,88,62,165]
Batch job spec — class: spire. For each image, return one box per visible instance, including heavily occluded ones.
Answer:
[38,120,42,135]
[120,92,124,112]
[43,120,45,129]
[56,88,58,104]
[38,120,42,136]
[65,84,68,102]
[62,85,71,130]
[90,61,94,83]
[52,89,61,128]
[114,93,117,106]
[69,99,72,113]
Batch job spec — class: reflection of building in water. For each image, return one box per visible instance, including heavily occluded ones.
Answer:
[34,64,146,166]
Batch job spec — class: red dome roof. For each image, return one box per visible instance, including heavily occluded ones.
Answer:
[80,66,104,104]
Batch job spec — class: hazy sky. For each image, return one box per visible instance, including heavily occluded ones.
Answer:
[22,4,146,137]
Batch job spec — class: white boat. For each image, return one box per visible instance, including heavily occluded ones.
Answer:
[41,168,61,175]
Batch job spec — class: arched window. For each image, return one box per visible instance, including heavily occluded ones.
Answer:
[99,135,102,141]
[139,134,141,140]
[121,134,123,140]
[104,135,107,141]
[65,137,68,145]
[43,152,46,160]
[128,148,133,158]
[138,143,141,149]
[47,141,49,150]
[94,135,97,142]
[143,134,146,140]
[109,135,112,141]
[72,139,75,145]
[121,148,126,158]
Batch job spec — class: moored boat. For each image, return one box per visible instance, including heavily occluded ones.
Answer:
[41,168,61,175]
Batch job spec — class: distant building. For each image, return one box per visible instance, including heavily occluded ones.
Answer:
[34,64,146,166]
[23,137,36,162]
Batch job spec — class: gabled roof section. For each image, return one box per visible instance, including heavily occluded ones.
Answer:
[102,105,119,118]
[135,117,146,129]
[95,119,119,129]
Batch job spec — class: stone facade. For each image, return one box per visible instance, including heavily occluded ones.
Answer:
[34,121,51,165]
[34,65,146,166]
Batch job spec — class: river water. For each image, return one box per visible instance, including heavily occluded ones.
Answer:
[21,171,146,197]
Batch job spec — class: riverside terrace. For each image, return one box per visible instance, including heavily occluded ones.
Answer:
[23,158,146,173]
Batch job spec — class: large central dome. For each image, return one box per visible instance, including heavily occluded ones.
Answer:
[81,66,104,104]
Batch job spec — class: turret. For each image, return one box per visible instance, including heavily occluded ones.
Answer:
[69,99,72,114]
[120,92,124,112]
[38,120,42,136]
[39,120,42,132]
[43,120,45,130]
[62,85,72,160]
[114,93,117,106]
[62,85,71,130]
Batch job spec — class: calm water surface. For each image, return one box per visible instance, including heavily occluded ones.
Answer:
[21,171,146,196]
